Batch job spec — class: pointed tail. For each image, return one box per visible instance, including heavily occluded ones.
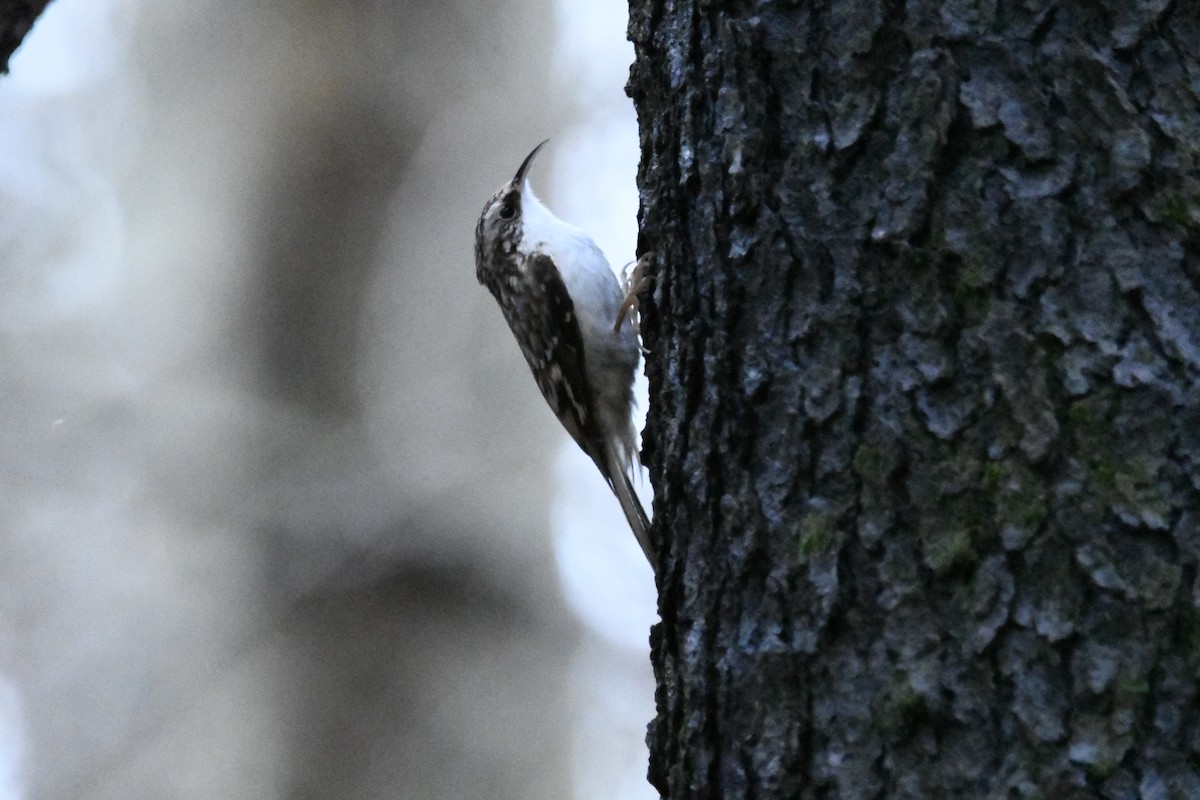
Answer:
[604,446,654,564]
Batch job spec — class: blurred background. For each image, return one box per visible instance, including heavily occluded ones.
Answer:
[0,1,656,798]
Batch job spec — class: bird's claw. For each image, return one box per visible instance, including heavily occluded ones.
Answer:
[615,254,654,354]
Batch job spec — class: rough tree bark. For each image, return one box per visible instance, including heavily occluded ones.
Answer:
[0,0,49,72]
[628,1,1199,798]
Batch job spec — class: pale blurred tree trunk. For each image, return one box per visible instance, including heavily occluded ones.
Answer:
[628,1,1200,797]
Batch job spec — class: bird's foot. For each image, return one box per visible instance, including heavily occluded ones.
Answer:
[615,253,654,354]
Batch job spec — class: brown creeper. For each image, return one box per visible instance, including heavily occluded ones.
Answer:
[474,140,653,563]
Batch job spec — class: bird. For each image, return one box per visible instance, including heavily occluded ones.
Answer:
[474,140,653,563]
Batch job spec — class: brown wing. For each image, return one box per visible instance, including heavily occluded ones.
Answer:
[493,251,607,473]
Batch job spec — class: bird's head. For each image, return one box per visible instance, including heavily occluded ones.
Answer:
[475,139,548,275]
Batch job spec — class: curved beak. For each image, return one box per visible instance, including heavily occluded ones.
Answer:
[512,139,549,186]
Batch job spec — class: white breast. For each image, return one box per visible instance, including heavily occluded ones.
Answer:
[518,187,625,347]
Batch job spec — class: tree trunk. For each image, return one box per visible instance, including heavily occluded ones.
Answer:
[0,0,49,72]
[628,1,1200,798]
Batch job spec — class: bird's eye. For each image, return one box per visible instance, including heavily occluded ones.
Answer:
[499,197,517,220]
